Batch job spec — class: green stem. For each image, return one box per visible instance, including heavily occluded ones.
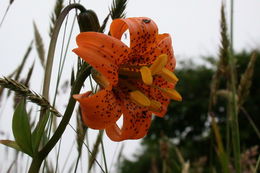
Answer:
[29,64,91,173]
[42,3,86,103]
[28,3,89,173]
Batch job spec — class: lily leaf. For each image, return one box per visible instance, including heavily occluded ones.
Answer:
[12,99,33,156]
[32,111,50,153]
[0,140,22,152]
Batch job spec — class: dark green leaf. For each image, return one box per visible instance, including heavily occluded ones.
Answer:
[12,99,33,156]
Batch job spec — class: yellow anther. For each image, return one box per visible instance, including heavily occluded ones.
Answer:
[140,66,153,85]
[129,90,151,107]
[159,68,179,84]
[148,100,162,112]
[161,88,182,101]
[150,54,168,75]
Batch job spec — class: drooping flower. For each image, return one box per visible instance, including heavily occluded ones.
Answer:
[73,17,181,141]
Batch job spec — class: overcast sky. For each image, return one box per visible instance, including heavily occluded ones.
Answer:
[0,0,260,172]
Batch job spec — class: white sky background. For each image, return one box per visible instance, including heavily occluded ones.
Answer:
[0,0,260,172]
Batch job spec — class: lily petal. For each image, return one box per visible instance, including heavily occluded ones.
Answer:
[110,17,158,57]
[76,32,130,65]
[157,34,176,71]
[73,47,118,86]
[73,87,122,129]
[105,93,152,141]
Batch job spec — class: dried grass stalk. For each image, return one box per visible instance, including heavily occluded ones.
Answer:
[49,0,64,36]
[209,3,230,109]
[237,52,257,109]
[0,77,61,117]
[33,23,45,67]
[88,131,104,171]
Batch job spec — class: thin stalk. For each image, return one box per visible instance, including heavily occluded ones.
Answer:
[101,138,108,173]
[28,64,91,173]
[230,0,234,53]
[254,154,260,173]
[228,44,241,173]
[42,3,86,103]
[28,3,89,171]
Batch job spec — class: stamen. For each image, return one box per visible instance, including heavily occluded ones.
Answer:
[159,68,179,84]
[148,100,161,112]
[150,54,168,75]
[91,69,110,88]
[140,66,153,85]
[119,68,140,78]
[161,88,182,101]
[129,90,151,107]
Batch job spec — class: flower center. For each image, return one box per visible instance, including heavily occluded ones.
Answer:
[119,54,182,111]
[92,54,182,112]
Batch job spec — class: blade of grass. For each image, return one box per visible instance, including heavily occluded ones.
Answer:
[110,0,128,19]
[101,139,108,173]
[254,154,260,173]
[33,22,46,67]
[0,0,14,28]
[88,131,104,172]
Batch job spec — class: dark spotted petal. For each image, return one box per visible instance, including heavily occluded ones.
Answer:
[105,94,152,141]
[110,17,158,57]
[73,87,122,129]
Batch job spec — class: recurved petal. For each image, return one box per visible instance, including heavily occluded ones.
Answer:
[153,33,176,71]
[75,32,130,65]
[73,47,118,86]
[73,87,122,130]
[110,17,158,56]
[105,98,152,141]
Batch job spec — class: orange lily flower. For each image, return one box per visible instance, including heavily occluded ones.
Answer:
[73,17,181,141]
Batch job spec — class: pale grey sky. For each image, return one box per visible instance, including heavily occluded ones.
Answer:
[0,0,260,172]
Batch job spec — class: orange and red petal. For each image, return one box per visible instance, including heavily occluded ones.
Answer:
[110,17,158,57]
[73,47,119,86]
[73,87,122,129]
[75,32,130,65]
[153,33,176,71]
[105,91,152,141]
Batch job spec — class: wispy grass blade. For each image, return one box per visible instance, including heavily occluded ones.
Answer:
[33,23,45,68]
[0,77,61,117]
[99,13,110,33]
[254,154,260,173]
[13,41,33,81]
[209,3,229,110]
[237,52,257,109]
[0,0,15,28]
[101,139,108,173]
[110,0,128,19]
[210,113,229,173]
[88,130,104,172]
[74,110,87,173]
[24,61,35,87]
[49,0,64,37]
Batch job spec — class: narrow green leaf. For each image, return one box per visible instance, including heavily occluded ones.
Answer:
[31,112,50,153]
[0,140,22,152]
[12,99,33,156]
